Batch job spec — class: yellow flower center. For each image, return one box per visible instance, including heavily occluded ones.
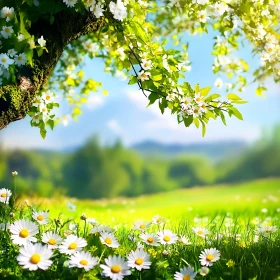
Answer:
[19,229,29,238]
[156,218,162,223]
[104,237,112,245]
[42,108,47,112]
[18,56,22,61]
[30,254,41,264]
[37,215,44,221]
[68,242,77,250]
[147,237,154,243]
[5,28,10,33]
[80,259,88,266]
[139,224,146,229]
[46,96,51,100]
[202,104,206,109]
[196,97,201,102]
[197,230,203,235]
[183,275,191,280]
[1,58,7,63]
[135,258,143,265]
[1,193,7,197]
[163,236,170,242]
[48,238,56,245]
[184,100,189,104]
[206,254,214,261]
[111,265,121,273]
[194,108,199,114]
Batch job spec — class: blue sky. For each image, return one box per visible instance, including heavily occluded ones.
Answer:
[1,32,280,150]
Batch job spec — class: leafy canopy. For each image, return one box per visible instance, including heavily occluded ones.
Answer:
[0,0,279,137]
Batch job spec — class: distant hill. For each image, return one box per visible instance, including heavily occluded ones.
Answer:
[131,140,248,160]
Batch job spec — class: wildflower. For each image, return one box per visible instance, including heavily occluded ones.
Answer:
[31,114,41,125]
[174,266,197,280]
[192,227,209,238]
[42,90,55,104]
[1,7,14,21]
[179,235,192,245]
[109,0,127,21]
[92,3,105,18]
[199,266,209,276]
[0,53,14,69]
[100,231,119,248]
[226,259,235,268]
[0,188,12,204]
[167,93,176,102]
[63,0,78,7]
[69,251,98,271]
[133,220,150,231]
[9,219,39,246]
[59,235,87,255]
[199,248,220,266]
[17,33,25,41]
[140,233,160,246]
[91,224,113,234]
[192,106,202,118]
[157,229,178,245]
[42,231,63,249]
[67,202,76,212]
[261,208,268,213]
[82,40,99,53]
[198,10,208,23]
[38,36,46,47]
[256,226,277,236]
[194,93,203,104]
[127,249,151,271]
[32,211,49,225]
[7,48,16,57]
[14,53,27,66]
[141,59,153,70]
[100,255,131,279]
[17,243,53,271]
[12,171,18,176]
[138,70,150,81]
[1,25,13,38]
[152,215,165,225]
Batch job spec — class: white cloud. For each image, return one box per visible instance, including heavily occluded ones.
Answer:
[85,95,105,110]
[107,119,122,134]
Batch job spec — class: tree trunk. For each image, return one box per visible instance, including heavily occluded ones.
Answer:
[0,10,103,130]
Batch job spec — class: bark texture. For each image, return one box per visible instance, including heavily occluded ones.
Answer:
[0,10,103,130]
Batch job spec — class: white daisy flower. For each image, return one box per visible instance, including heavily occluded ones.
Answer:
[100,255,131,279]
[42,90,55,104]
[59,235,87,255]
[1,25,14,39]
[0,188,12,204]
[141,59,153,70]
[182,96,192,108]
[174,266,197,280]
[214,78,223,88]
[63,0,78,8]
[127,249,151,271]
[137,70,150,81]
[198,10,208,23]
[69,251,98,271]
[32,211,49,225]
[199,266,210,276]
[42,231,63,249]
[192,106,202,118]
[92,3,105,18]
[192,227,209,238]
[40,103,48,116]
[82,40,99,53]
[256,226,277,236]
[199,102,208,113]
[109,0,128,21]
[179,235,192,245]
[157,229,178,245]
[17,243,53,271]
[31,113,41,125]
[7,48,17,57]
[87,218,98,226]
[0,53,14,69]
[167,93,176,102]
[100,231,119,248]
[67,202,76,212]
[152,215,165,225]
[1,7,15,21]
[133,220,151,231]
[194,93,203,104]
[91,224,113,234]
[14,53,27,66]
[140,233,160,246]
[199,248,221,266]
[9,219,39,246]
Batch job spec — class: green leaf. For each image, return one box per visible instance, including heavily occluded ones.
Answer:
[194,83,200,93]
[40,128,47,139]
[152,74,162,81]
[200,86,212,96]
[205,94,220,102]
[193,118,200,128]
[255,87,266,97]
[50,15,55,25]
[227,93,242,100]
[128,76,138,85]
[183,116,193,127]
[229,107,243,120]
[147,92,158,106]
[201,120,206,137]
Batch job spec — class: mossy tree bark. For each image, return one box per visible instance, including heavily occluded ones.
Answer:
[0,10,103,130]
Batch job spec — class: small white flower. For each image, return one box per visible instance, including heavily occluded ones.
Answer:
[174,266,197,280]
[31,113,41,125]
[17,243,53,271]
[137,70,150,81]
[100,231,119,248]
[42,231,63,249]
[127,249,151,271]
[180,235,192,245]
[91,224,113,234]
[17,33,25,42]
[133,220,151,231]
[214,78,223,88]
[256,226,277,236]
[32,211,49,225]
[7,48,16,57]
[40,103,48,116]
[0,188,12,204]
[82,40,99,53]
[63,0,78,7]
[141,59,153,70]
[14,53,27,66]
[9,219,39,246]
[157,229,178,245]
[109,0,128,21]
[59,235,87,255]
[199,248,221,266]
[1,7,15,21]
[92,3,105,18]
[0,53,14,69]
[87,218,98,226]
[152,215,165,225]
[199,266,210,276]
[38,36,46,47]
[192,227,209,238]
[12,171,18,176]
[213,2,228,16]
[182,96,192,107]
[192,106,202,118]
[42,90,55,104]
[197,10,208,23]
[69,251,98,271]
[1,26,13,38]
[100,255,131,279]
[140,233,160,246]
[194,93,203,104]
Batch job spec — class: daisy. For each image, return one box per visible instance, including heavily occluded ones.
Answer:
[157,229,178,245]
[192,227,209,238]
[91,224,113,234]
[138,70,150,81]
[194,93,203,104]
[140,233,160,246]
[14,53,27,66]
[182,96,192,108]
[198,10,208,23]
[109,0,128,21]
[179,235,192,245]
[42,90,55,104]
[199,102,208,113]
[174,266,197,280]
[69,251,98,271]
[192,106,202,118]
[17,243,53,271]
[31,113,41,125]
[32,211,49,225]
[9,219,39,246]
[133,220,151,231]
[67,202,76,212]
[17,33,25,41]
[1,7,15,21]
[152,215,165,225]
[127,249,151,271]
[0,188,12,204]
[199,248,220,266]
[7,48,17,57]
[92,3,105,18]
[100,255,131,279]
[0,53,14,69]
[100,231,119,248]
[32,96,43,107]
[167,93,176,102]
[59,235,87,255]
[87,218,98,226]
[42,231,63,249]
[63,0,78,8]
[256,226,277,236]
[1,25,14,38]
[82,40,99,53]
[40,103,48,116]
[141,59,153,70]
